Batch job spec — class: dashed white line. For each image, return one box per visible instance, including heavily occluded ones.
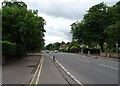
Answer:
[77,58,90,63]
[99,64,118,70]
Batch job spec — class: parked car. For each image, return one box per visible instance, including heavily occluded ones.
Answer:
[54,50,58,53]
[46,50,49,53]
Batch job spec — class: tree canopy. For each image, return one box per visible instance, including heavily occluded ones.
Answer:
[2,0,46,56]
[71,1,120,52]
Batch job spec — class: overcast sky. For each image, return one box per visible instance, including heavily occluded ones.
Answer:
[1,0,119,45]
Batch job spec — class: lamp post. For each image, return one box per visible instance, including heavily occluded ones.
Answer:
[116,43,119,58]
[116,43,118,53]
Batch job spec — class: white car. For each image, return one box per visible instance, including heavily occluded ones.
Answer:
[54,50,58,53]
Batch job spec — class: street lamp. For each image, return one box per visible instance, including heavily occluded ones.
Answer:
[116,43,120,58]
[116,43,118,53]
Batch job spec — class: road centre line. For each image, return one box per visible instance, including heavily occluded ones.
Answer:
[77,58,90,63]
[99,64,118,70]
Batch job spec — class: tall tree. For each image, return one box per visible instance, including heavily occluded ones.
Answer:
[106,1,120,51]
[2,0,46,56]
[83,2,109,50]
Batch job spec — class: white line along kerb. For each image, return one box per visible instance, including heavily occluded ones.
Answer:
[55,60,83,85]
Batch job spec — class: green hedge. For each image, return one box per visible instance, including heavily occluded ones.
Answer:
[2,41,17,56]
[83,48,100,54]
[2,41,26,57]
[83,48,90,54]
[61,45,81,53]
[90,48,100,54]
[70,46,80,53]
[61,47,69,52]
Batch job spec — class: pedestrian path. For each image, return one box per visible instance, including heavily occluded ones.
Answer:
[2,55,41,84]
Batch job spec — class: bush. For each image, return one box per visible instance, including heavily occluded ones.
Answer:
[2,41,26,57]
[70,46,80,53]
[62,47,69,52]
[83,48,90,54]
[83,48,100,54]
[65,47,69,52]
[2,41,17,56]
[105,48,117,53]
[90,48,100,54]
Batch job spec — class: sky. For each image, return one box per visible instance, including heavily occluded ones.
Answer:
[0,0,119,45]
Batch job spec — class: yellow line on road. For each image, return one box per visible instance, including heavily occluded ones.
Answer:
[29,57,42,85]
[35,57,44,85]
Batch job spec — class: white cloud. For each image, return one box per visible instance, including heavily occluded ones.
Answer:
[1,0,119,45]
[38,12,74,45]
[25,0,118,45]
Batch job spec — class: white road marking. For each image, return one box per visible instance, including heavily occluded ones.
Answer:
[77,58,90,63]
[82,55,87,57]
[55,60,83,85]
[99,64,118,70]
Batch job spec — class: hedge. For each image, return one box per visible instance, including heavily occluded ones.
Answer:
[83,48,100,54]
[70,46,80,53]
[62,47,69,52]
[2,41,25,57]
[2,41,17,56]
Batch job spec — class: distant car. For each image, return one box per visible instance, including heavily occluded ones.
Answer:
[54,50,58,53]
[46,50,49,53]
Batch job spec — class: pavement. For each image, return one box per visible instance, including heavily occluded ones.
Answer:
[2,54,41,84]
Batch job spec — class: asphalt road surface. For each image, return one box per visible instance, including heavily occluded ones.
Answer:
[47,52,118,84]
[38,53,68,84]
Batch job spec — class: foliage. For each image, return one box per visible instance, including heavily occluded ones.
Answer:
[45,43,53,50]
[83,48,100,54]
[2,41,17,56]
[62,47,69,52]
[2,1,46,56]
[70,46,80,53]
[105,1,120,50]
[70,1,120,52]
[83,48,89,54]
[45,42,64,51]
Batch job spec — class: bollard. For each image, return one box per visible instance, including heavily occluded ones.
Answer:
[88,51,90,56]
[81,49,83,54]
[53,56,55,62]
[95,56,98,59]
[107,53,110,58]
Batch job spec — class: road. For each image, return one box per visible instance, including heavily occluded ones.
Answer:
[38,54,68,84]
[47,52,118,84]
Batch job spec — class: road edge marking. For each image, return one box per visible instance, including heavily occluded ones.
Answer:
[29,58,41,85]
[50,56,84,86]
[35,57,44,85]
